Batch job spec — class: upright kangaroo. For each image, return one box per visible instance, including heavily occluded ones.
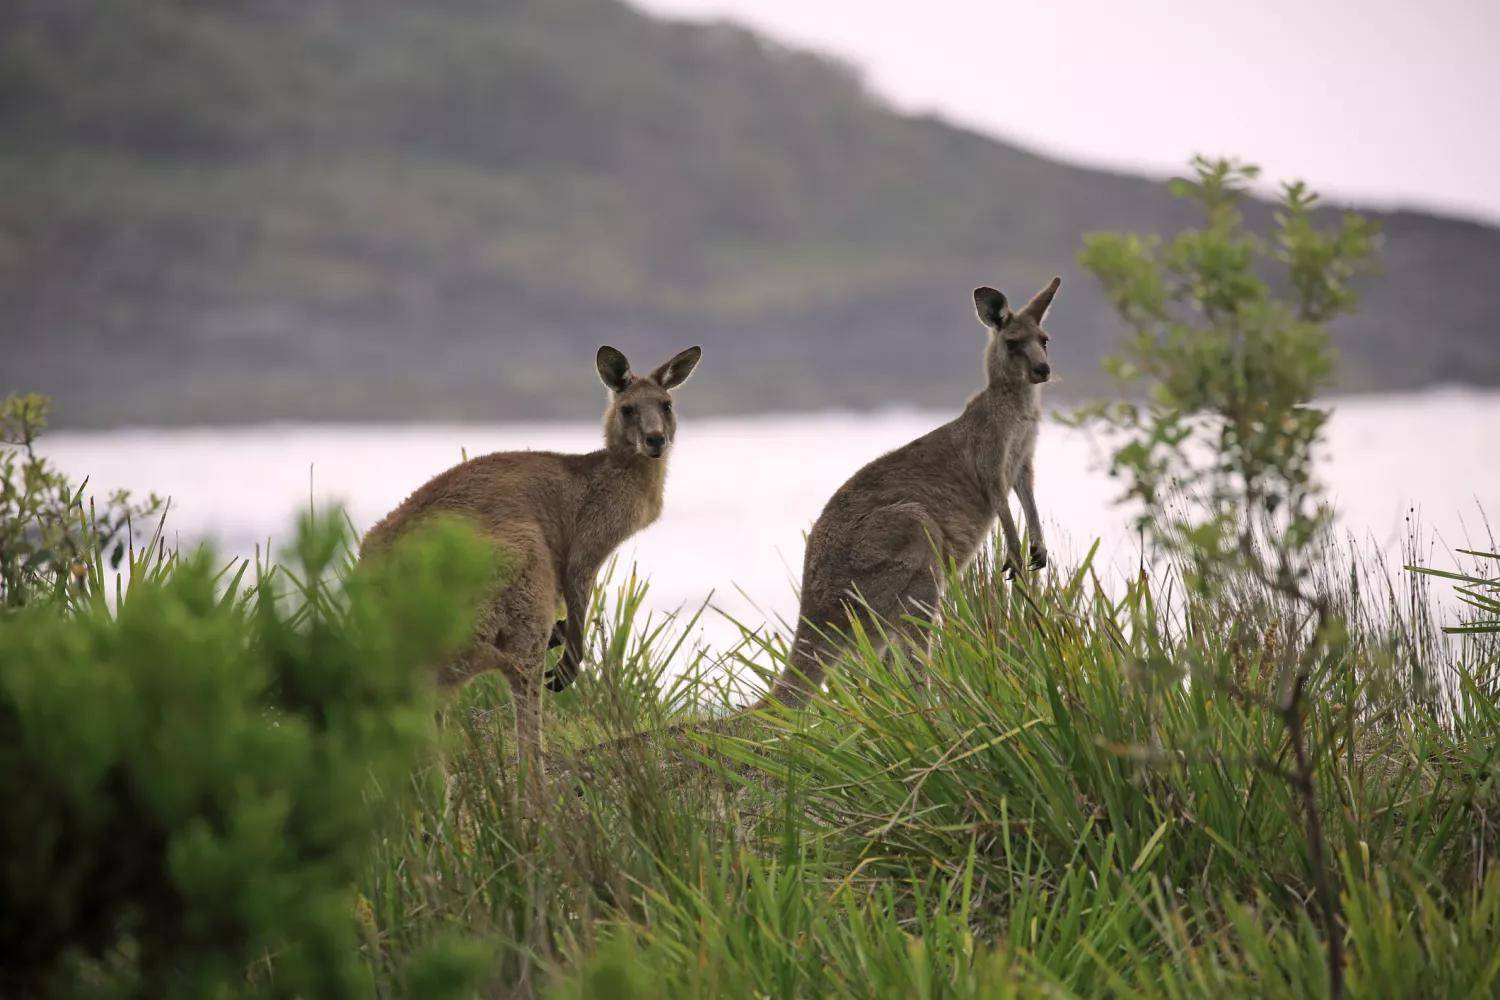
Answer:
[362,345,702,771]
[760,278,1060,708]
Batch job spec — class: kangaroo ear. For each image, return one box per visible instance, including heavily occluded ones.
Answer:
[651,345,702,390]
[596,346,633,392]
[973,287,1011,331]
[1020,276,1062,322]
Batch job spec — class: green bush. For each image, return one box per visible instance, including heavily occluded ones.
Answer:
[0,511,497,998]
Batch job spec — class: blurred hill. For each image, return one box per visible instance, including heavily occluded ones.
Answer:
[3,0,1498,427]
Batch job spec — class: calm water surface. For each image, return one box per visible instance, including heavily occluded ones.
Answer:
[44,389,1500,651]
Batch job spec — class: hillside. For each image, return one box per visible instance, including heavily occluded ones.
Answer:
[3,0,1498,426]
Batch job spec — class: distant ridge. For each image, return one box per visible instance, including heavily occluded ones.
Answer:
[3,0,1497,426]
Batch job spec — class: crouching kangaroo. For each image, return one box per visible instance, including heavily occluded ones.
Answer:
[759,278,1060,708]
[362,345,702,776]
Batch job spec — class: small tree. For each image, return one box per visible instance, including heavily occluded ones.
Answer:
[1075,156,1380,998]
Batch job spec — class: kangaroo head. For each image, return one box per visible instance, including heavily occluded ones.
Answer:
[974,276,1060,388]
[597,345,702,459]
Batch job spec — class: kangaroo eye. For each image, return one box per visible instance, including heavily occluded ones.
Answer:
[1040,336,1050,348]
[662,400,673,413]
[621,405,637,419]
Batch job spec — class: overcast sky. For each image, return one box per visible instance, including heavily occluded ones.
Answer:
[633,0,1500,225]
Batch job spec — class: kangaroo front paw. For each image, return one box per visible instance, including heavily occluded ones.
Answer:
[547,621,565,650]
[544,658,579,692]
[1003,555,1022,580]
[1029,546,1048,571]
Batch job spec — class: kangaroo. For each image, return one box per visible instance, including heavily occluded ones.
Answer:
[362,344,702,775]
[758,278,1059,708]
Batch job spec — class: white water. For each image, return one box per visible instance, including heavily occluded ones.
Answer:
[42,389,1500,650]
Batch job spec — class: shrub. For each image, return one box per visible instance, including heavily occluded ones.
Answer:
[0,393,161,610]
[0,511,497,997]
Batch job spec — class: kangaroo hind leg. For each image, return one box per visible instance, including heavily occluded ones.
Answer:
[842,502,945,688]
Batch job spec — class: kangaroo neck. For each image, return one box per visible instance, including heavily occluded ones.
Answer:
[590,445,668,516]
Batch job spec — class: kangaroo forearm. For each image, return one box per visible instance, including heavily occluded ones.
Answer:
[1019,493,1044,549]
[997,506,1023,555]
[562,564,597,656]
[560,616,585,668]
[1015,461,1045,551]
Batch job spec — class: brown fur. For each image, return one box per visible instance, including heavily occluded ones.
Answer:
[759,278,1060,708]
[362,345,701,776]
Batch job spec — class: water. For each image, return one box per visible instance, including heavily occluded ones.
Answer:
[42,389,1500,649]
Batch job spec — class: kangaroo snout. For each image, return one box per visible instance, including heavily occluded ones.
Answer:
[1030,362,1051,383]
[644,433,666,456]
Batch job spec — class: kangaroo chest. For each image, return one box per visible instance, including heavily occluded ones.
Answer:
[972,416,1038,513]
[567,466,664,567]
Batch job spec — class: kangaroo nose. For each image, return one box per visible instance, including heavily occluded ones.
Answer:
[645,433,666,450]
[1032,362,1051,381]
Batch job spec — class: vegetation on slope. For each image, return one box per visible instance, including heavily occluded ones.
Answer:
[4,0,1500,426]
[5,466,1495,996]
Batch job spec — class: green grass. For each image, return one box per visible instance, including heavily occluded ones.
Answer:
[356,539,1500,998]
